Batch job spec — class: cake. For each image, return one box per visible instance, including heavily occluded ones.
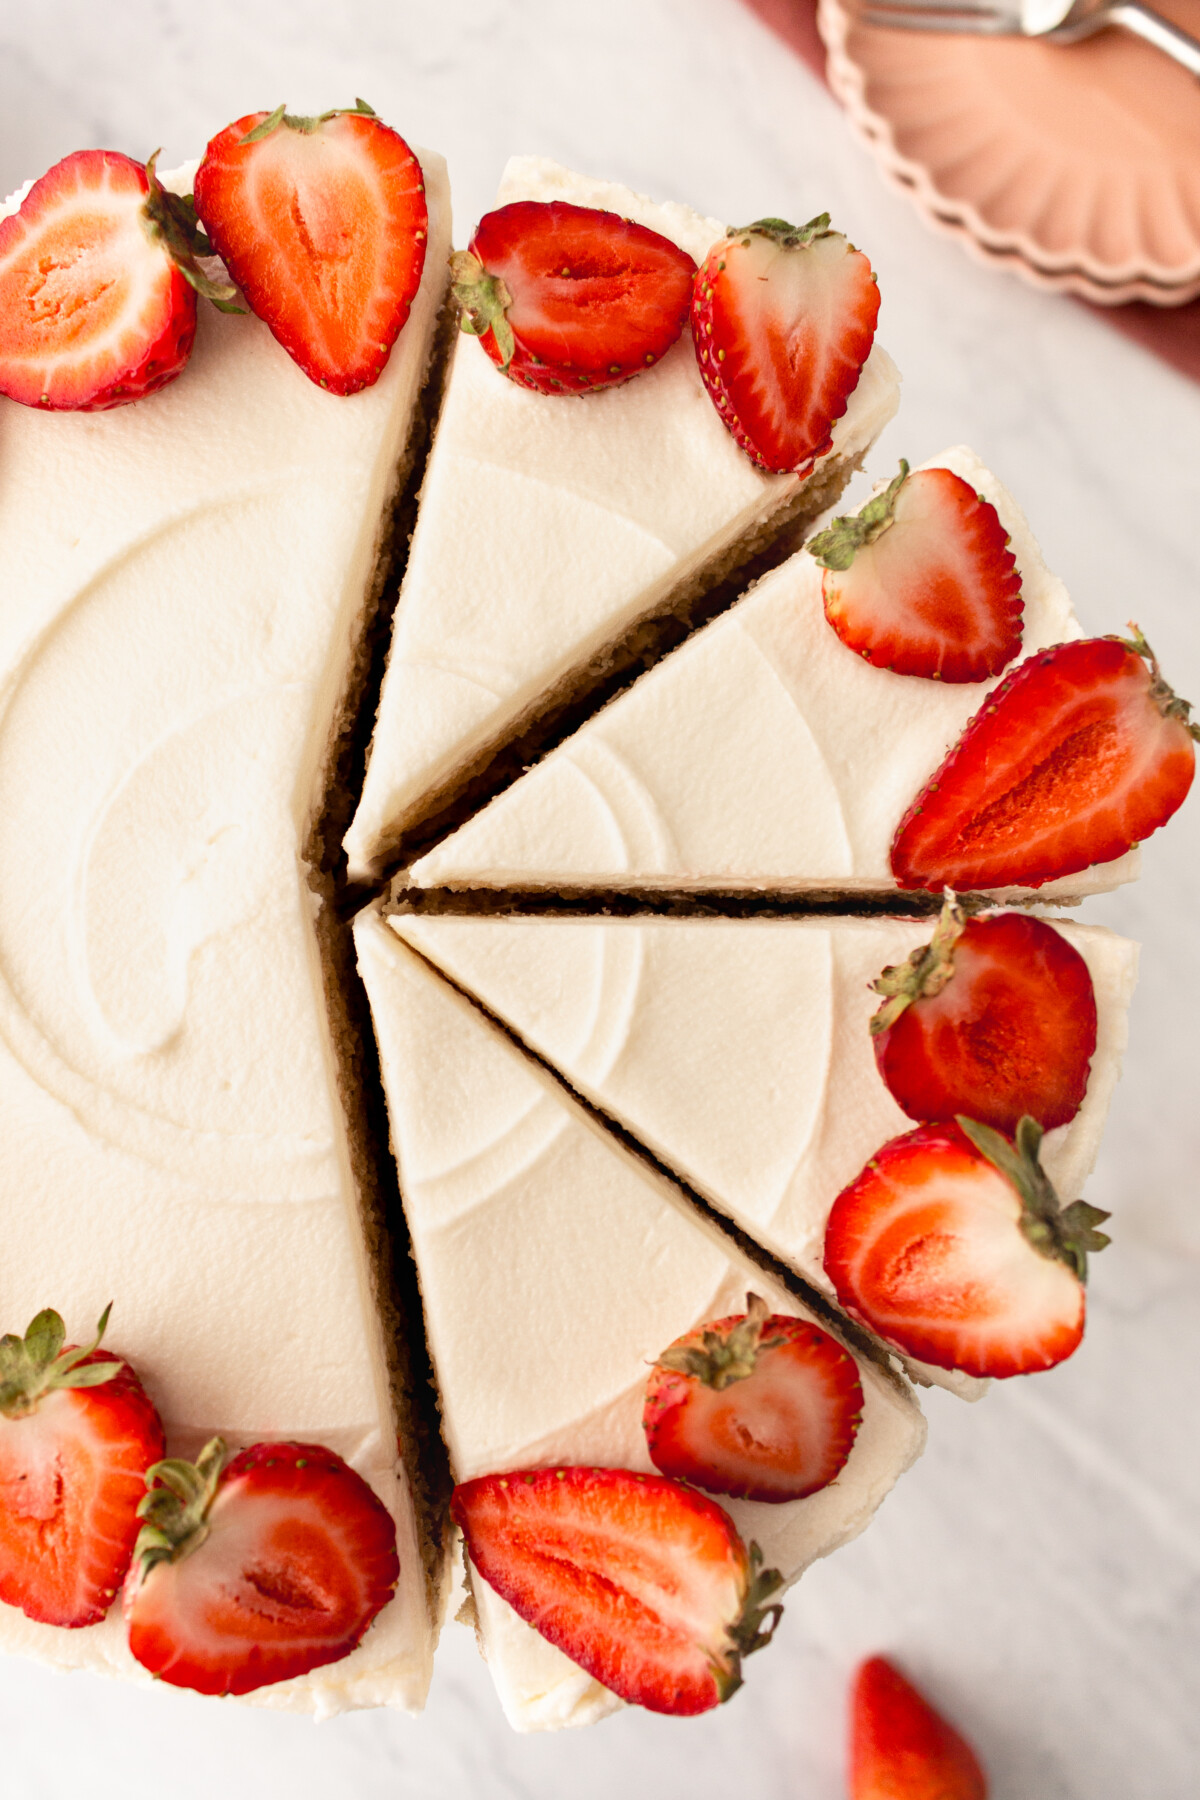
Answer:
[406,447,1142,901]
[343,157,901,880]
[353,912,926,1731]
[0,149,452,1714]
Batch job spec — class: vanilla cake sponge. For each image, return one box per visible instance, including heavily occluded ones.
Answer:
[410,446,1140,902]
[0,155,451,1712]
[354,913,925,1731]
[388,910,1138,1397]
[344,156,900,879]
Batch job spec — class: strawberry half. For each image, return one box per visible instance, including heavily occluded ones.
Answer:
[850,1656,988,1800]
[823,1117,1110,1378]
[0,1305,164,1626]
[871,893,1097,1134]
[891,628,1198,891]
[194,100,428,396]
[0,149,218,411]
[449,201,696,396]
[451,1466,783,1715]
[643,1293,863,1503]
[124,1437,398,1695]
[810,461,1023,681]
[692,213,879,474]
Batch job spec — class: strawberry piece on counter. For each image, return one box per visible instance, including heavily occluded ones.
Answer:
[849,1655,988,1799]
[643,1293,863,1503]
[0,1305,164,1626]
[124,1437,398,1695]
[194,100,428,395]
[449,200,696,395]
[0,149,223,410]
[871,892,1098,1134]
[891,628,1198,892]
[692,213,878,474]
[451,1465,783,1715]
[823,1117,1110,1378]
[810,461,1023,682]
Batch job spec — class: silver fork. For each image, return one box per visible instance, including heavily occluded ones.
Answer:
[851,0,1200,76]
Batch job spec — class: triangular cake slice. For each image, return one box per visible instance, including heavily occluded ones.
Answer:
[354,912,925,1732]
[389,910,1138,1397]
[0,154,452,1712]
[409,446,1140,902]
[344,157,900,878]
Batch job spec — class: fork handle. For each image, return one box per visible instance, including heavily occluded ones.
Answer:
[1109,1,1200,76]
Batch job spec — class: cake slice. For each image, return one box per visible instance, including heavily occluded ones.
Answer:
[388,909,1137,1395]
[343,157,900,879]
[408,447,1142,901]
[0,151,452,1712]
[353,912,925,1731]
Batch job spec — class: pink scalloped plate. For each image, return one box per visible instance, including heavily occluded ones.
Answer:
[818,0,1200,302]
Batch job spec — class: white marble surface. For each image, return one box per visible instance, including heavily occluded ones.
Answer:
[1,2,1198,1794]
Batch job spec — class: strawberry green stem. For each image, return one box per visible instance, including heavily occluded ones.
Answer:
[728,213,834,250]
[448,251,515,367]
[654,1293,784,1391]
[711,1543,785,1703]
[870,888,965,1035]
[1119,623,1200,741]
[957,1115,1110,1282]
[238,98,376,144]
[809,459,910,572]
[133,1436,228,1578]
[0,1304,123,1419]
[142,154,243,313]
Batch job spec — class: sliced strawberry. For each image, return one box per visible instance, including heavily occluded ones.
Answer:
[643,1294,862,1503]
[124,1438,398,1695]
[850,1655,988,1800]
[194,100,428,395]
[871,894,1097,1134]
[451,1466,782,1715]
[0,1305,164,1626]
[810,461,1023,681]
[891,629,1198,891]
[823,1118,1110,1378]
[0,150,202,411]
[449,201,696,396]
[692,214,878,474]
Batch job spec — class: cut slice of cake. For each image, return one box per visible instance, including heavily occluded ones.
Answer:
[0,152,452,1713]
[408,447,1142,901]
[353,912,925,1731]
[388,910,1137,1396]
[343,157,901,879]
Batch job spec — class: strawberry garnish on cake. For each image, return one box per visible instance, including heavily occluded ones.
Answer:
[892,628,1198,891]
[809,460,1023,681]
[643,1294,863,1503]
[871,892,1098,1134]
[0,149,234,411]
[692,213,878,473]
[451,1466,783,1715]
[449,200,697,395]
[124,1437,398,1694]
[824,1117,1110,1377]
[0,1305,164,1627]
[193,100,429,395]
[850,1655,988,1800]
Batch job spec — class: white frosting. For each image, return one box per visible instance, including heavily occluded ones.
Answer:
[0,155,453,1712]
[354,913,925,1732]
[344,156,900,878]
[390,911,1137,1398]
[411,447,1140,900]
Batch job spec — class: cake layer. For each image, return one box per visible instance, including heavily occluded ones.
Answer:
[0,155,452,1713]
[389,910,1138,1396]
[344,156,900,879]
[354,912,925,1731]
[409,446,1140,900]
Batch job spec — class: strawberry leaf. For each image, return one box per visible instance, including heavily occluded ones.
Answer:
[870,887,964,1034]
[957,1114,1111,1282]
[809,460,909,572]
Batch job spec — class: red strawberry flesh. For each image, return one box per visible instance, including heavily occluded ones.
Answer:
[891,634,1197,891]
[125,1440,398,1696]
[873,910,1097,1134]
[194,108,428,395]
[850,1655,988,1800]
[644,1308,863,1503]
[452,1466,781,1715]
[0,150,197,411]
[461,200,696,394]
[823,1121,1091,1378]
